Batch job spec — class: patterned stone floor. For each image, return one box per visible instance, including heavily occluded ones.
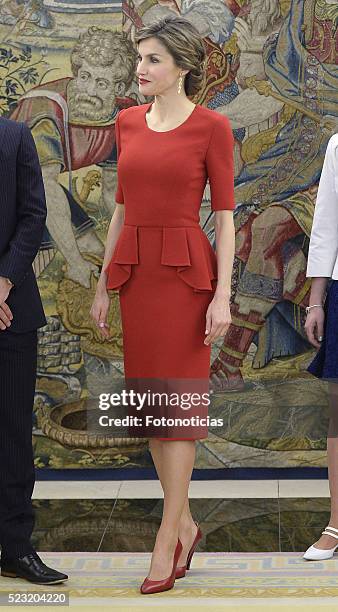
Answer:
[1,551,338,608]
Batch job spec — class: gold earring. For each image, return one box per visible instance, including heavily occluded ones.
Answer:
[177,72,183,94]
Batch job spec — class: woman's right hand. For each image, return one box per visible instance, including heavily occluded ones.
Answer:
[304,306,324,349]
[90,286,111,339]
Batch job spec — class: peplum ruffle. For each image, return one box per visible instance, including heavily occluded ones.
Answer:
[105,224,217,292]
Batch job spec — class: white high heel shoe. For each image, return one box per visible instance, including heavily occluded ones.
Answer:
[303,525,338,560]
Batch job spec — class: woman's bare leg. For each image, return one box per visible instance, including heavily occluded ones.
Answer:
[146,439,196,580]
[148,439,198,567]
[313,381,338,549]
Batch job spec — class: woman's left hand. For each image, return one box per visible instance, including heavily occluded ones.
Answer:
[204,295,231,345]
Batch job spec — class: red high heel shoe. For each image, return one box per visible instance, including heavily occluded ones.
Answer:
[140,538,183,595]
[175,522,202,579]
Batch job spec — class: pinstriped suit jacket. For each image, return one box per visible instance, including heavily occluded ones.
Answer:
[0,116,47,332]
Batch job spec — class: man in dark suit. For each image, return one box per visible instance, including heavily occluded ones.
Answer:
[0,116,68,584]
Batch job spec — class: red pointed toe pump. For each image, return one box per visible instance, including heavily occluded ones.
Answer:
[140,538,183,595]
[175,522,202,579]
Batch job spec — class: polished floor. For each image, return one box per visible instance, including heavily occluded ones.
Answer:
[1,480,337,608]
[29,479,332,554]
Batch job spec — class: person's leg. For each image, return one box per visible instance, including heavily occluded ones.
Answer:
[311,381,338,549]
[0,329,37,559]
[146,440,195,580]
[328,384,338,524]
[148,439,198,568]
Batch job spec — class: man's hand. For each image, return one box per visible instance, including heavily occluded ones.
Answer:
[0,302,13,330]
[0,277,12,307]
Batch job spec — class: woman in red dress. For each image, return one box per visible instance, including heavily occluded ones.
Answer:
[91,15,235,594]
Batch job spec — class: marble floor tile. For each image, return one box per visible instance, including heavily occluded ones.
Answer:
[33,481,123,499]
[279,498,331,552]
[118,480,163,498]
[33,479,331,500]
[26,483,334,554]
[200,498,280,553]
[98,498,161,552]
[30,499,116,552]
[99,498,280,553]
[278,479,329,498]
[117,479,278,499]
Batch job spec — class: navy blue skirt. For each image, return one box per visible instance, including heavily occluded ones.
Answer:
[307,279,338,380]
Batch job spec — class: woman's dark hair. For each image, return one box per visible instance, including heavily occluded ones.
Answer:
[134,15,207,97]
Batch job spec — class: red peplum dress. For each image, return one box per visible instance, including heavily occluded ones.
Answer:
[105,102,235,440]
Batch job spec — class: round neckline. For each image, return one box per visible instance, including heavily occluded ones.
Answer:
[144,102,198,133]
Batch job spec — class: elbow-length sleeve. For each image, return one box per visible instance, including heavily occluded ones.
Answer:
[306,136,338,278]
[114,109,125,204]
[205,114,235,211]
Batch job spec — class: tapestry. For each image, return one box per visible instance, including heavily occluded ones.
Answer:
[0,0,337,469]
